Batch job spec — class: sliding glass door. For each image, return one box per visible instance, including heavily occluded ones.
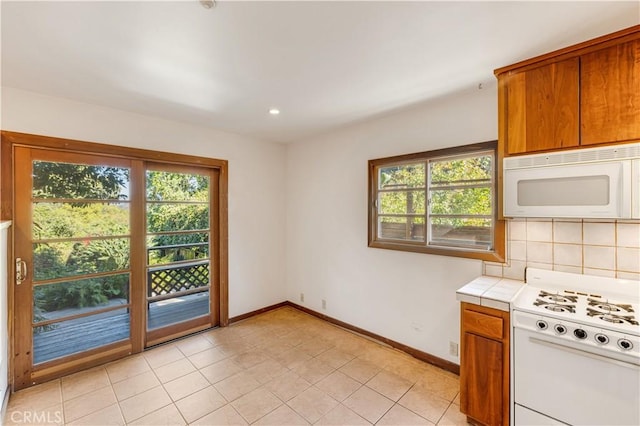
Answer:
[145,164,218,346]
[12,146,221,388]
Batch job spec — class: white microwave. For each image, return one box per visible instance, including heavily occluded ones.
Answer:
[504,143,640,219]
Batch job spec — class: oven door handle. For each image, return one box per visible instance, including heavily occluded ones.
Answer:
[529,337,639,370]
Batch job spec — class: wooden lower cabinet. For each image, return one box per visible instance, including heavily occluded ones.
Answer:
[460,302,510,426]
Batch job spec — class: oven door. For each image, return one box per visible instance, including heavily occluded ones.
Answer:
[514,327,640,425]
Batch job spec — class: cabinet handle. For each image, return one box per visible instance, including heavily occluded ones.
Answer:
[16,258,27,285]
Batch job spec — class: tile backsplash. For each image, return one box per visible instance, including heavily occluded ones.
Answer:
[484,219,640,281]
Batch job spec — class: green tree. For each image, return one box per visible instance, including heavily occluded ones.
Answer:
[32,162,131,312]
[33,162,128,200]
[146,171,210,265]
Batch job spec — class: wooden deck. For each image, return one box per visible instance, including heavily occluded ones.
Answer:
[33,293,210,364]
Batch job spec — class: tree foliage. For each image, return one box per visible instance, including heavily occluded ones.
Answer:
[378,155,493,230]
[31,163,211,323]
[33,162,129,200]
[146,171,210,266]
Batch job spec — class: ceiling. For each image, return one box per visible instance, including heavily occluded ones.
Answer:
[2,1,639,144]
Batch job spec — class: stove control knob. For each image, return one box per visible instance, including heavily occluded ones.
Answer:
[536,320,548,330]
[595,333,609,345]
[617,338,633,351]
[554,324,567,335]
[574,329,588,340]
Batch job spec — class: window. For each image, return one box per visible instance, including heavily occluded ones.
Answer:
[368,141,505,261]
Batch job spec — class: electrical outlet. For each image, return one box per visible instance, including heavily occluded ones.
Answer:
[449,341,459,357]
[300,293,304,303]
[322,299,326,309]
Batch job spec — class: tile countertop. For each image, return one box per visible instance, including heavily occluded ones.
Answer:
[456,275,525,312]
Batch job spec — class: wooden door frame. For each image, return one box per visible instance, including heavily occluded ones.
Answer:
[1,131,229,389]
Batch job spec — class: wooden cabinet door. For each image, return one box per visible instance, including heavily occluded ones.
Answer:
[581,39,640,146]
[461,332,504,426]
[505,57,580,154]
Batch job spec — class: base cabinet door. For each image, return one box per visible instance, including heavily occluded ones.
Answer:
[460,302,510,426]
[461,332,503,426]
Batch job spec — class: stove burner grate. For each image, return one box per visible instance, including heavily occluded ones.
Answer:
[538,290,578,304]
[586,308,639,326]
[587,298,634,314]
[534,299,576,313]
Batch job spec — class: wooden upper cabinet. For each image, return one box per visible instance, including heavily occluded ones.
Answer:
[496,25,640,156]
[581,39,640,146]
[505,58,579,154]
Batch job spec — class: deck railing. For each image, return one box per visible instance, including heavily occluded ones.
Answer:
[147,259,210,299]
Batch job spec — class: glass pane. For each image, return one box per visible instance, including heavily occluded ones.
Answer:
[378,163,425,189]
[429,187,492,216]
[518,176,609,206]
[378,216,425,242]
[33,238,130,281]
[430,154,492,186]
[148,290,210,330]
[33,202,130,240]
[146,171,209,202]
[379,191,425,215]
[34,274,130,323]
[148,261,210,298]
[33,307,130,364]
[147,233,209,266]
[146,204,209,233]
[430,217,492,249]
[33,161,129,200]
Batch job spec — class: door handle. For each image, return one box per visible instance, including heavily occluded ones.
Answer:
[16,258,27,285]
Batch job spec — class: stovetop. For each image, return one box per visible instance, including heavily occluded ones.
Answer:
[514,268,640,337]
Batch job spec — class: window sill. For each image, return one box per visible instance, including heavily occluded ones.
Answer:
[368,240,506,262]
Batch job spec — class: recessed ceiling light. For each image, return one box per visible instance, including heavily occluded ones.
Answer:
[269,108,280,115]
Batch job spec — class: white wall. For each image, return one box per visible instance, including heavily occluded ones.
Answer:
[1,87,287,318]
[286,84,497,364]
[3,82,499,365]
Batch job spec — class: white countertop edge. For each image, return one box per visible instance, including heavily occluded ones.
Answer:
[457,275,526,311]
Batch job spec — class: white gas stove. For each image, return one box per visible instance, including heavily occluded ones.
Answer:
[512,268,640,426]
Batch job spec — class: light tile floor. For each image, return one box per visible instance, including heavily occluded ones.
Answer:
[5,307,469,425]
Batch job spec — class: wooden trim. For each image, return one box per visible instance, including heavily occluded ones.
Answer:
[1,138,14,219]
[30,342,132,387]
[287,302,460,375]
[0,131,228,169]
[210,168,221,328]
[494,25,640,75]
[11,147,34,390]
[146,316,212,347]
[218,166,229,327]
[368,140,497,167]
[368,241,505,262]
[130,160,146,354]
[228,302,290,324]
